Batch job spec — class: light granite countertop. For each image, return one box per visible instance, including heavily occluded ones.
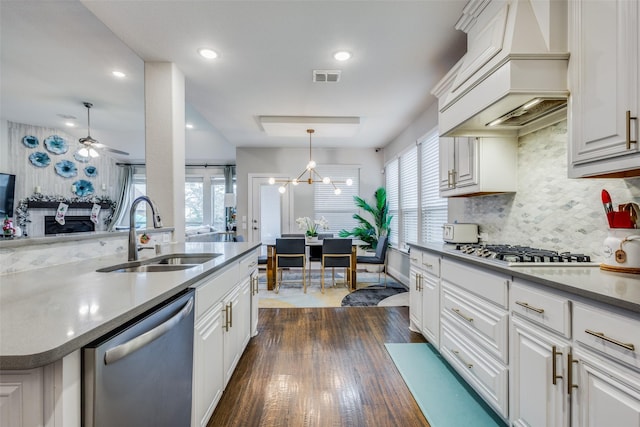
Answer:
[411,243,640,314]
[0,241,260,370]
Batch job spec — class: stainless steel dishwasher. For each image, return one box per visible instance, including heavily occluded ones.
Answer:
[83,288,195,427]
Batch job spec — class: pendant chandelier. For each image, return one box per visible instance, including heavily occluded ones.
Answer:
[269,129,353,195]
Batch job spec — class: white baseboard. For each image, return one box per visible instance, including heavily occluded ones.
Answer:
[388,265,408,286]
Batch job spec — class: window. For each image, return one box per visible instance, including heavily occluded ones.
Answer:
[185,176,204,226]
[384,127,448,247]
[400,146,418,245]
[314,165,360,235]
[132,174,147,228]
[211,176,226,231]
[420,131,447,243]
[385,158,399,246]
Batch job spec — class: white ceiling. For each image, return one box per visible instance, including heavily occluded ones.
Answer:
[0,0,467,163]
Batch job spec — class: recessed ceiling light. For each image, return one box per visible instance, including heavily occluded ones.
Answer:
[186,123,194,129]
[65,122,76,127]
[198,48,218,59]
[112,70,126,78]
[333,51,351,61]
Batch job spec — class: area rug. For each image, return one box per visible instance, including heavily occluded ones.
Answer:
[340,280,408,307]
[257,271,408,308]
[385,343,506,427]
[258,272,350,308]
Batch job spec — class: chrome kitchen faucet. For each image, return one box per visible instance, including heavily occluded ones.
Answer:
[128,196,163,261]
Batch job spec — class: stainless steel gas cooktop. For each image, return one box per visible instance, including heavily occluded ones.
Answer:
[452,244,599,267]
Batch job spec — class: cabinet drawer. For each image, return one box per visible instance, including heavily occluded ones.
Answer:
[441,259,509,308]
[194,263,239,319]
[238,250,258,274]
[441,321,509,419]
[409,249,424,268]
[574,302,640,370]
[421,252,440,277]
[511,280,571,338]
[442,283,508,363]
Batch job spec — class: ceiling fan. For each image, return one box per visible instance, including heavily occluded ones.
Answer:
[78,102,129,156]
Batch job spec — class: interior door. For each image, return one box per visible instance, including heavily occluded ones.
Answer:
[248,175,291,243]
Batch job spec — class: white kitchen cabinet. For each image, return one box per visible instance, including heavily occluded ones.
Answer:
[571,301,640,426]
[420,252,440,348]
[511,317,570,427]
[440,258,510,421]
[568,0,640,178]
[192,301,224,427]
[0,369,44,427]
[509,279,572,427]
[408,263,423,333]
[572,346,640,427]
[0,350,81,427]
[192,250,258,427]
[439,136,517,197]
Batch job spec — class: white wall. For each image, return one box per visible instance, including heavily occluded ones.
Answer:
[236,146,384,239]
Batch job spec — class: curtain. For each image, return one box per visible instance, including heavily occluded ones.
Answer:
[109,164,133,230]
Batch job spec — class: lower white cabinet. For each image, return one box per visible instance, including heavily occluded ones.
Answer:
[0,350,81,427]
[510,317,570,427]
[192,250,258,427]
[572,346,640,427]
[193,302,224,427]
[409,265,423,333]
[409,249,440,346]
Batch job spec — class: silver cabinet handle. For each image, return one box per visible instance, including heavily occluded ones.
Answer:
[627,110,637,150]
[552,345,563,385]
[585,329,635,352]
[104,297,194,365]
[451,349,473,369]
[452,308,473,323]
[515,300,545,314]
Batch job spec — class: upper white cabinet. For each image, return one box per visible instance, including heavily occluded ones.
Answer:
[439,136,518,197]
[568,0,640,178]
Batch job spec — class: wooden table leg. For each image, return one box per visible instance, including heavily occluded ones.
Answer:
[267,245,275,291]
[350,246,357,291]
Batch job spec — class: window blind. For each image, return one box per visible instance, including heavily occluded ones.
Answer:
[400,146,418,245]
[314,165,360,235]
[420,131,447,243]
[385,158,399,246]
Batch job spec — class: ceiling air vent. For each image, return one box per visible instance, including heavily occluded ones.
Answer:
[313,70,341,83]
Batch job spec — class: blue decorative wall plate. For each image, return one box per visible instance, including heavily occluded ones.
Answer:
[28,152,51,167]
[44,135,68,154]
[22,135,39,148]
[54,160,77,178]
[72,180,94,197]
[84,165,97,177]
[74,151,89,163]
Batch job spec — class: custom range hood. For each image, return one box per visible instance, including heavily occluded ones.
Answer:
[432,0,570,137]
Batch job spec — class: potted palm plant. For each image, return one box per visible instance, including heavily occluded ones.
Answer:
[338,187,391,251]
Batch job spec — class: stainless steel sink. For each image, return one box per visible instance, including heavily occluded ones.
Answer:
[107,264,197,273]
[154,254,219,265]
[97,253,222,273]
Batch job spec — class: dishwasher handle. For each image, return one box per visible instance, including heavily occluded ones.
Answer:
[104,297,194,365]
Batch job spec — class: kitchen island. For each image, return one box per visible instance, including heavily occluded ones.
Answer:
[0,240,260,427]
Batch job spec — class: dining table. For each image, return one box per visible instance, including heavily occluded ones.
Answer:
[263,238,359,291]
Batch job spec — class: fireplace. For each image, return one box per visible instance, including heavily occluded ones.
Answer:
[44,216,95,235]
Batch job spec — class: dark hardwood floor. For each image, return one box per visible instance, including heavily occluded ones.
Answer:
[207,307,430,427]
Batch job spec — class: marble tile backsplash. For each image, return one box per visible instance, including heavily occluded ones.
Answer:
[450,121,640,262]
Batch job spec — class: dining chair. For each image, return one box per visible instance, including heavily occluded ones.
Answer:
[275,238,306,293]
[321,238,352,294]
[308,233,333,267]
[356,235,389,288]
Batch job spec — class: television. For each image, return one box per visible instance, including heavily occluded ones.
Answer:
[0,173,16,217]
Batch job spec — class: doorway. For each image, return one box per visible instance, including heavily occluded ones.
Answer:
[248,175,292,243]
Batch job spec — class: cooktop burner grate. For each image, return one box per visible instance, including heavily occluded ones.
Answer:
[454,244,594,265]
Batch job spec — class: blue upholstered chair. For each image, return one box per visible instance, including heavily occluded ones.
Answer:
[321,238,352,293]
[275,238,306,293]
[356,235,389,287]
